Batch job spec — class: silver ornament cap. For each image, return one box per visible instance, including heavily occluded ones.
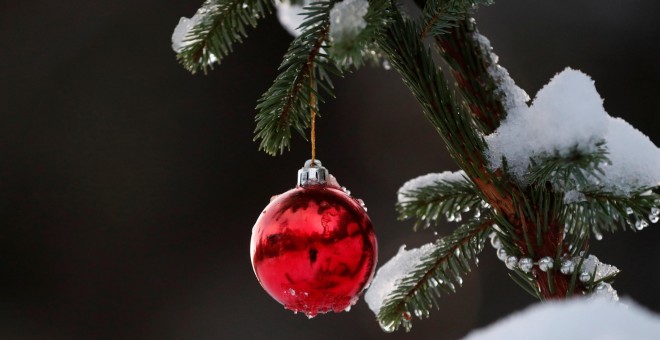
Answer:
[297,159,328,186]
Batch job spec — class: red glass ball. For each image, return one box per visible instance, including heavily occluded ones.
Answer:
[250,184,377,317]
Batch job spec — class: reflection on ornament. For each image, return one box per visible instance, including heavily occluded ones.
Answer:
[250,160,377,318]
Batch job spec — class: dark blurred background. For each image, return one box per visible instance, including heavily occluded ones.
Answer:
[1,1,659,339]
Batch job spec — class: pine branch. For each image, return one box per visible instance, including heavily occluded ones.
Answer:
[435,19,507,133]
[377,218,491,332]
[419,0,492,38]
[508,270,541,299]
[490,185,566,256]
[176,0,273,74]
[375,7,523,236]
[525,142,609,190]
[375,10,487,179]
[254,0,342,155]
[328,0,392,69]
[564,187,660,238]
[397,175,483,231]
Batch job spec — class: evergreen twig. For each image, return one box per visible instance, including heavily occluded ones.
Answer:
[176,0,273,74]
[375,9,486,179]
[329,0,392,69]
[525,143,609,190]
[397,175,483,231]
[377,218,492,332]
[254,0,342,155]
[419,0,492,38]
[434,19,507,133]
[564,187,660,238]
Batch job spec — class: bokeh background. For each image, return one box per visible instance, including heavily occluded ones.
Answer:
[1,0,660,339]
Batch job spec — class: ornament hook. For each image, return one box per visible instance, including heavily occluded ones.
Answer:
[309,64,317,166]
[297,159,328,187]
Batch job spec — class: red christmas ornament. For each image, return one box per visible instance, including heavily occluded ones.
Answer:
[250,160,378,318]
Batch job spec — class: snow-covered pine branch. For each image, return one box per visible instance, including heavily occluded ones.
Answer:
[172,0,273,73]
[365,218,491,332]
[485,68,660,196]
[396,171,483,231]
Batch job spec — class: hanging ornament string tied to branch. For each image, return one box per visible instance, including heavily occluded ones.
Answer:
[309,64,317,166]
[250,65,378,318]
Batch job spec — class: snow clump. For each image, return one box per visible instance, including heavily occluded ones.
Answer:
[463,298,660,340]
[329,0,369,42]
[365,243,436,316]
[171,4,218,63]
[275,0,313,37]
[486,67,660,194]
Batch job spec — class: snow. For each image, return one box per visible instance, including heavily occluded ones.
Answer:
[329,0,369,42]
[577,254,620,282]
[485,68,660,194]
[397,171,467,203]
[592,282,619,301]
[364,243,436,316]
[275,0,313,37]
[172,14,203,53]
[600,117,660,192]
[463,298,660,340]
[563,190,586,203]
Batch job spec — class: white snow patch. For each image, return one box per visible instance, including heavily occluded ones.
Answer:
[365,243,436,315]
[600,117,660,193]
[592,282,619,302]
[563,190,586,204]
[578,254,620,282]
[172,14,203,53]
[329,0,369,42]
[486,68,660,194]
[463,298,660,340]
[397,171,467,203]
[275,0,313,37]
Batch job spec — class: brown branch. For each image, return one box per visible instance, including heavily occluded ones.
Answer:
[428,20,589,299]
[435,22,506,133]
[384,10,585,302]
[473,171,583,299]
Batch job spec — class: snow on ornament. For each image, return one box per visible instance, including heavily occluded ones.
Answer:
[250,160,377,318]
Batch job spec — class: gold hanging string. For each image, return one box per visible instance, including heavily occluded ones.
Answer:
[309,65,316,166]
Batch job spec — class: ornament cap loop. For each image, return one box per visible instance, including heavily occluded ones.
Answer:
[298,159,328,186]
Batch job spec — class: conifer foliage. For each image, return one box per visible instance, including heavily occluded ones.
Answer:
[174,0,660,332]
